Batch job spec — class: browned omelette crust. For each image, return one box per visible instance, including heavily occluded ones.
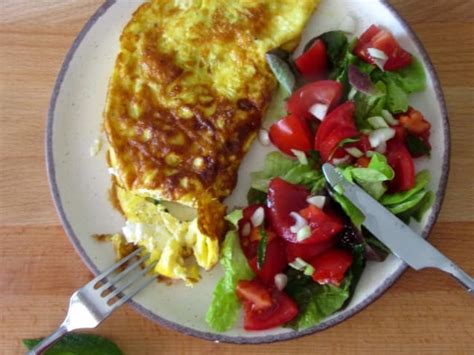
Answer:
[103,1,319,239]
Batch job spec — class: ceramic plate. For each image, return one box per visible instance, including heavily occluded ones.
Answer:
[47,0,449,343]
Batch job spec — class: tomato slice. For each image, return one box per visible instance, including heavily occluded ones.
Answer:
[310,248,353,287]
[397,107,431,136]
[236,280,273,311]
[318,126,358,162]
[386,140,416,192]
[298,205,344,244]
[314,101,356,151]
[238,204,266,260]
[269,115,313,156]
[354,25,412,71]
[287,81,343,120]
[295,39,327,80]
[267,178,310,243]
[242,286,298,330]
[285,238,336,263]
[355,156,370,168]
[248,238,287,285]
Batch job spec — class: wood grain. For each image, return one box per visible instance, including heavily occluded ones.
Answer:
[1,1,473,354]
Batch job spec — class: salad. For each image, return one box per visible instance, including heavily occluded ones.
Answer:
[206,24,434,332]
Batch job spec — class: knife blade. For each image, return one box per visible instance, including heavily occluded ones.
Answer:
[322,163,473,294]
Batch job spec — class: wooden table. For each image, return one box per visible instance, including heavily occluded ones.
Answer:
[1,1,473,354]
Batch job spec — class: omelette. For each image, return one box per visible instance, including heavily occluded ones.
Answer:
[103,0,319,285]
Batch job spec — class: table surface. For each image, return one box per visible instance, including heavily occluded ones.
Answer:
[1,0,473,354]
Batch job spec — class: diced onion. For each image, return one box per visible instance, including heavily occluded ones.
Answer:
[332,155,351,166]
[250,207,264,228]
[309,103,329,121]
[345,147,364,158]
[289,212,308,233]
[367,47,388,60]
[258,129,271,146]
[291,149,308,165]
[381,109,399,125]
[368,116,389,129]
[296,225,311,241]
[274,273,288,291]
[307,195,326,209]
[367,48,388,71]
[304,264,315,276]
[241,222,251,237]
[289,257,310,271]
[348,87,357,100]
[108,167,120,176]
[369,128,395,149]
[376,141,387,154]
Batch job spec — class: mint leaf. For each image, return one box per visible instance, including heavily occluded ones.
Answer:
[406,133,431,157]
[206,231,255,332]
[22,333,123,355]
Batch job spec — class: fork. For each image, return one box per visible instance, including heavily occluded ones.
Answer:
[28,248,157,355]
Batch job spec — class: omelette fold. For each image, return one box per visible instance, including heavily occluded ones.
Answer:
[103,0,319,285]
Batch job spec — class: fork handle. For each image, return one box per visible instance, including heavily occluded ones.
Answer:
[27,324,68,355]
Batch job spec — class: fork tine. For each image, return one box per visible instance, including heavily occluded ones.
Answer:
[104,260,158,303]
[110,274,157,310]
[91,247,143,284]
[96,253,150,292]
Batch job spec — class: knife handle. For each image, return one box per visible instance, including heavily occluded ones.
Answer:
[435,257,474,295]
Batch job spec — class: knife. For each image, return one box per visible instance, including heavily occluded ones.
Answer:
[322,163,474,295]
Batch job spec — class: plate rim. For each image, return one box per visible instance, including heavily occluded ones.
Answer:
[46,0,450,344]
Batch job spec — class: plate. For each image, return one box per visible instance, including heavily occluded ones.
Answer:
[46,0,449,343]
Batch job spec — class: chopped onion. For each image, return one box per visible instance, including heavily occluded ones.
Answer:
[307,195,326,209]
[369,128,395,149]
[291,149,308,165]
[296,225,311,241]
[376,141,387,154]
[345,147,364,158]
[309,103,329,121]
[250,207,264,228]
[381,109,399,125]
[348,64,374,95]
[338,15,356,34]
[367,47,388,60]
[368,116,389,129]
[289,212,308,233]
[367,48,388,71]
[332,155,351,166]
[289,257,310,271]
[241,222,251,237]
[348,87,357,100]
[258,129,271,146]
[303,264,315,276]
[274,273,288,291]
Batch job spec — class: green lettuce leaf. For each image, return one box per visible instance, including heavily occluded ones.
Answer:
[23,333,123,355]
[224,209,243,227]
[406,133,431,157]
[354,81,387,130]
[331,192,365,228]
[342,152,394,200]
[383,57,426,94]
[285,245,365,330]
[205,230,255,332]
[413,191,435,222]
[384,76,408,113]
[387,190,428,215]
[250,151,325,193]
[381,170,430,205]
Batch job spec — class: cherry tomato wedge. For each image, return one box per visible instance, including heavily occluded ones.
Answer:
[298,205,344,244]
[287,81,343,120]
[318,126,358,162]
[314,101,356,151]
[355,156,371,168]
[242,286,298,330]
[236,280,272,311]
[295,39,327,80]
[397,107,431,136]
[248,238,287,285]
[285,238,336,263]
[386,140,416,192]
[310,248,353,287]
[354,25,412,71]
[269,115,313,156]
[267,178,309,243]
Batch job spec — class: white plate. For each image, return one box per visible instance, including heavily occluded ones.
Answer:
[47,0,449,343]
